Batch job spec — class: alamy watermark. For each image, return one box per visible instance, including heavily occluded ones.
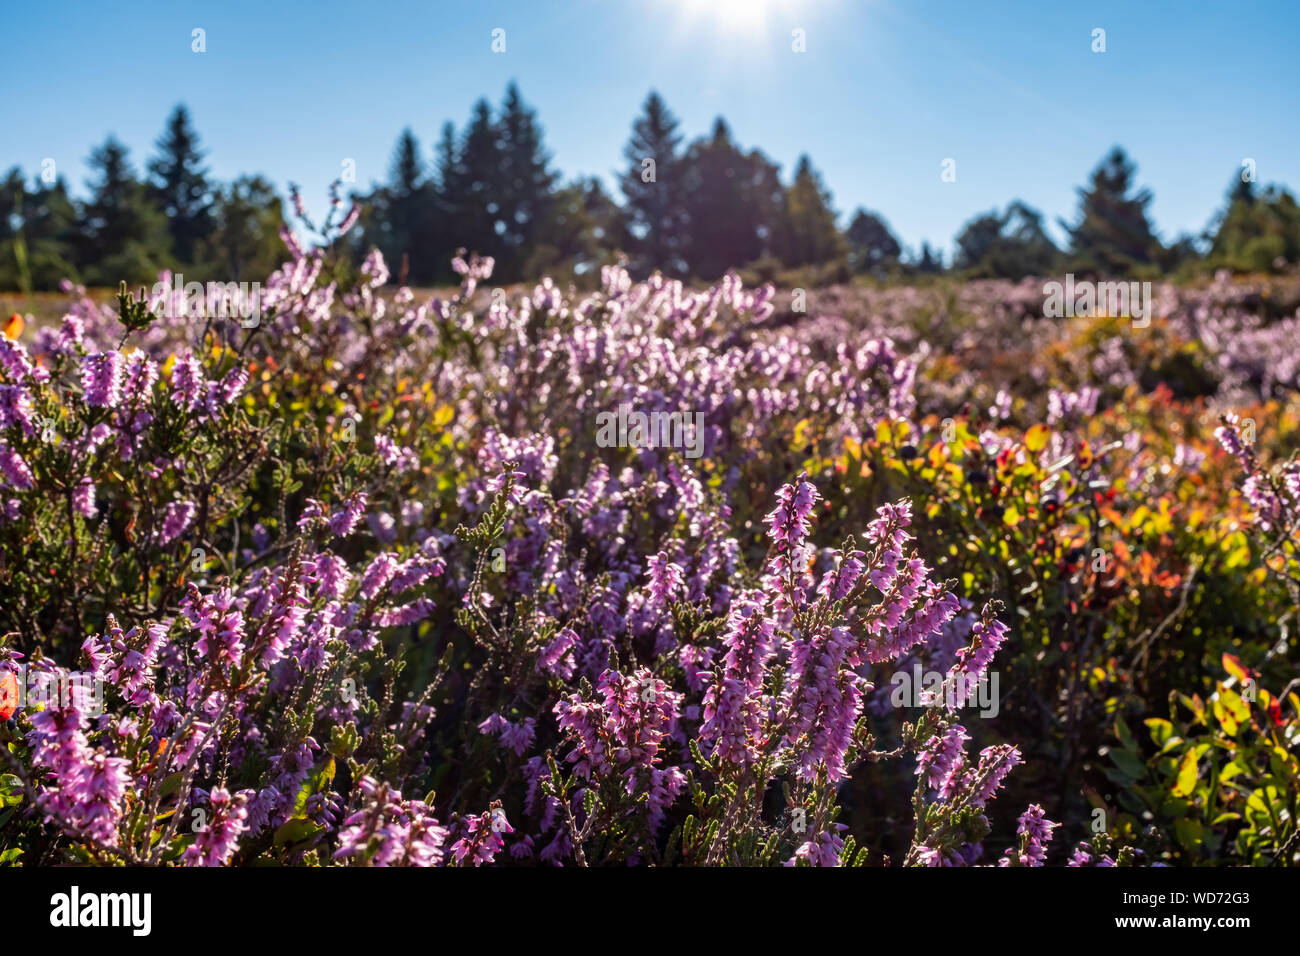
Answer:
[5,665,104,718]
[50,886,151,936]
[890,663,1001,718]
[149,274,262,328]
[595,402,704,459]
[1043,273,1151,328]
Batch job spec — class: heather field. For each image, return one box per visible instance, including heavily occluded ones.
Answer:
[2,251,1299,873]
[4,9,1300,925]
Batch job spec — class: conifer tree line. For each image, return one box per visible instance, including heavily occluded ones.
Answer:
[3,87,1299,292]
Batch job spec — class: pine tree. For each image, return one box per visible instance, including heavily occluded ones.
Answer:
[441,99,505,270]
[1,168,80,290]
[493,82,557,280]
[621,91,684,276]
[1062,147,1162,276]
[366,128,435,284]
[845,209,901,278]
[1208,173,1300,272]
[915,241,943,274]
[79,137,170,286]
[774,155,843,267]
[679,119,783,280]
[147,105,214,268]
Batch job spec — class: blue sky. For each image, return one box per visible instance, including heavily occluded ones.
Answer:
[4,0,1298,258]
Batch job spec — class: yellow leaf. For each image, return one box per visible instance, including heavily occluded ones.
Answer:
[1221,653,1250,687]
[1172,749,1199,797]
[1025,424,1050,453]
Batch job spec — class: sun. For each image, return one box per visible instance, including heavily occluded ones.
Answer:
[667,0,801,39]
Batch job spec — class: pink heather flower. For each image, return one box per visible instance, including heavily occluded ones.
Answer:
[946,602,1008,691]
[484,468,528,504]
[27,694,130,848]
[999,804,1058,866]
[72,477,96,517]
[1214,413,1252,470]
[0,384,37,437]
[646,550,686,605]
[182,584,247,670]
[829,548,866,601]
[218,366,249,405]
[916,724,970,793]
[170,354,206,411]
[969,744,1022,808]
[782,623,867,782]
[477,713,537,756]
[764,472,819,550]
[0,336,49,384]
[1242,474,1283,531]
[81,351,125,408]
[181,788,250,866]
[333,777,449,867]
[312,553,353,600]
[1068,841,1117,867]
[555,668,686,832]
[785,826,847,867]
[865,499,913,552]
[376,598,434,628]
[103,622,168,699]
[537,627,579,679]
[0,443,35,490]
[699,592,775,767]
[337,203,362,238]
[328,492,368,538]
[157,500,197,546]
[122,351,159,405]
[450,808,512,866]
[361,248,390,288]
[359,552,400,601]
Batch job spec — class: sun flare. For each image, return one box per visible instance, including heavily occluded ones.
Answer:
[669,0,803,38]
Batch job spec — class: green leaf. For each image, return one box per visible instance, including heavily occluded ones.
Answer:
[273,817,325,848]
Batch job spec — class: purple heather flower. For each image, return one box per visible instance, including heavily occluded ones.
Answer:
[764,472,819,550]
[0,443,35,490]
[646,550,686,605]
[170,355,206,411]
[157,500,197,546]
[450,808,512,867]
[81,351,125,408]
[328,492,368,538]
[699,592,775,767]
[999,804,1058,866]
[477,713,537,756]
[181,788,250,866]
[537,627,579,680]
[72,477,96,517]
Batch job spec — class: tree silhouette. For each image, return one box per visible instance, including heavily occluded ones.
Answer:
[1061,147,1162,275]
[774,155,843,268]
[79,137,169,285]
[845,209,901,278]
[954,201,1058,278]
[147,105,213,268]
[679,119,783,280]
[621,91,685,276]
